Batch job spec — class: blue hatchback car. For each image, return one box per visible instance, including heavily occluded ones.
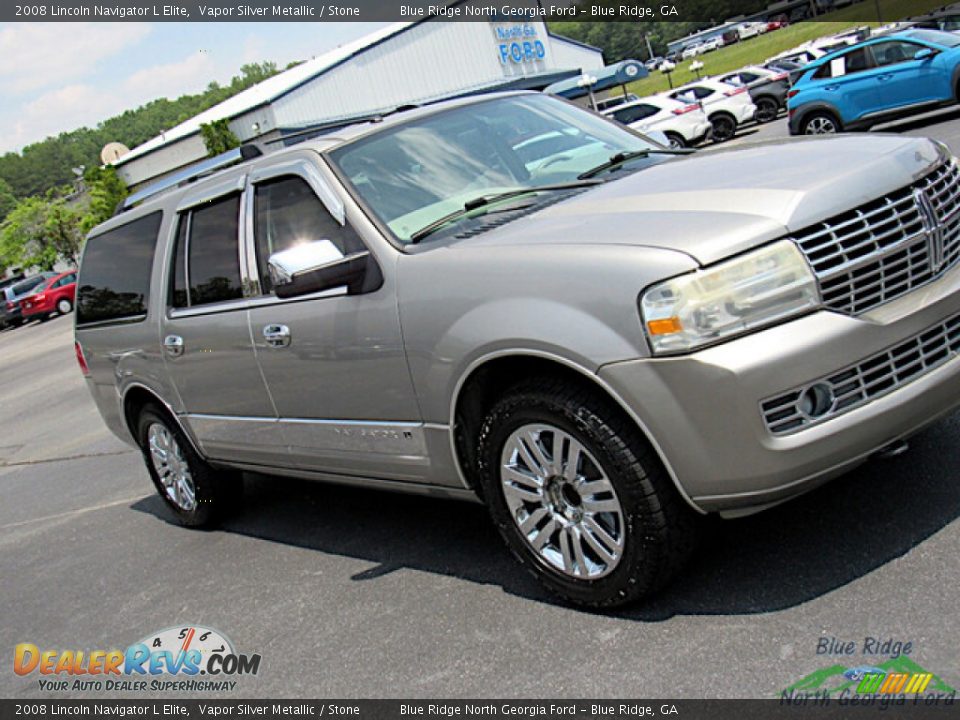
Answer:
[788,29,960,135]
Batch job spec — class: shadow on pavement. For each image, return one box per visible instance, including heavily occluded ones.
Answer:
[873,106,960,135]
[131,412,960,618]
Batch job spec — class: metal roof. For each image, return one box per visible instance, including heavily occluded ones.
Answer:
[113,22,415,168]
[543,60,647,99]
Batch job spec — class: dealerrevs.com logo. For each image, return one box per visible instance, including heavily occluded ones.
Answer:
[14,625,261,693]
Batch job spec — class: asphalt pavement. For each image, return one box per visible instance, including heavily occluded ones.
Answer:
[2,114,960,700]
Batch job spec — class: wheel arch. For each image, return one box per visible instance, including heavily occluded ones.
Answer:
[448,350,703,514]
[121,383,205,458]
[794,102,844,132]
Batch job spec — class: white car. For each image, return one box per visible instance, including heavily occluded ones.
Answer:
[603,96,713,148]
[700,37,723,52]
[681,44,702,60]
[766,31,862,65]
[666,78,757,142]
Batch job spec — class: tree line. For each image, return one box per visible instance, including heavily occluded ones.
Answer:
[0,62,282,276]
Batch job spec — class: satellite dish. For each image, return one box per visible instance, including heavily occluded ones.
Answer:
[100,142,130,164]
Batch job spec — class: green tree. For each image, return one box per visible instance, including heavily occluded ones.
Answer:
[200,118,241,157]
[0,196,55,270]
[43,199,85,266]
[0,193,85,270]
[0,178,16,221]
[81,166,128,234]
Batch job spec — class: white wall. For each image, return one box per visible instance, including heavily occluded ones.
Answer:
[271,20,586,129]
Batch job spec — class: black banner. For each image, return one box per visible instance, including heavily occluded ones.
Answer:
[2,700,960,720]
[0,0,948,23]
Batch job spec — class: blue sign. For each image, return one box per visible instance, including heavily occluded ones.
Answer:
[496,24,546,65]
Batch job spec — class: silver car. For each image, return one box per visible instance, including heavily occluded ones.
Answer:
[76,92,960,608]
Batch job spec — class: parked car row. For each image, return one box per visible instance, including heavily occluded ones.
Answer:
[601,61,789,145]
[0,269,76,329]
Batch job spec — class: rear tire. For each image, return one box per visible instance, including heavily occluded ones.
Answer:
[801,110,841,135]
[709,112,737,142]
[755,97,780,123]
[664,131,687,149]
[137,404,241,528]
[477,378,700,608]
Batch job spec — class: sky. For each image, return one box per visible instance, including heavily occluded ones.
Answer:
[0,22,389,154]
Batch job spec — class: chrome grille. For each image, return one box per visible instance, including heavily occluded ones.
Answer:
[761,311,960,435]
[792,161,960,315]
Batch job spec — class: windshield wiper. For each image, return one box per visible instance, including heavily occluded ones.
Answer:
[577,148,693,180]
[408,179,603,244]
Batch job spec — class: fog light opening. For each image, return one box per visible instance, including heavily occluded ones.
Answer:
[799,383,835,419]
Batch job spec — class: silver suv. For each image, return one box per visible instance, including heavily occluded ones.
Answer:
[76,92,960,607]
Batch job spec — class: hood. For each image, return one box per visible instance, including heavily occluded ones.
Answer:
[451,135,948,266]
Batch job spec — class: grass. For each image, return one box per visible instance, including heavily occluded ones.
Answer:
[622,0,945,96]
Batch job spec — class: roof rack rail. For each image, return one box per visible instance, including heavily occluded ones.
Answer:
[115,143,264,215]
[266,104,422,147]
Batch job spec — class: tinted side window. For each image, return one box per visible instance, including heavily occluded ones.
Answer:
[187,195,243,306]
[77,211,162,325]
[253,176,364,295]
[872,41,921,66]
[611,104,658,124]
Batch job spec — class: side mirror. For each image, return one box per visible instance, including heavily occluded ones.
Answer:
[268,239,378,299]
[914,48,936,61]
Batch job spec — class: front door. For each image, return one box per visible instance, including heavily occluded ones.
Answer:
[869,40,940,111]
[243,163,426,483]
[160,177,284,466]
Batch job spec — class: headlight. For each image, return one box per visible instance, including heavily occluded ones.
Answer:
[640,240,820,355]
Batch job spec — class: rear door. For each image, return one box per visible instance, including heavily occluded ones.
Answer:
[810,46,880,122]
[160,175,285,466]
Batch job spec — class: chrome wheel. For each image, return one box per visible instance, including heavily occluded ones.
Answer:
[804,115,837,134]
[57,299,72,314]
[500,423,625,580]
[147,423,197,512]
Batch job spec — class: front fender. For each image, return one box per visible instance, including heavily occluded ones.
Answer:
[397,243,698,423]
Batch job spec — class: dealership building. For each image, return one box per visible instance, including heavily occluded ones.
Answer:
[113,16,604,190]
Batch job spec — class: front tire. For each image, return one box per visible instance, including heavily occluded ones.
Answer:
[57,298,73,315]
[477,379,699,608]
[709,112,737,142]
[137,404,240,527]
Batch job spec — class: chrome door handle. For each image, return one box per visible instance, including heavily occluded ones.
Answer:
[163,335,184,357]
[263,324,291,348]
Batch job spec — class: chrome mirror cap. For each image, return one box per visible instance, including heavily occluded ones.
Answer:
[267,239,345,286]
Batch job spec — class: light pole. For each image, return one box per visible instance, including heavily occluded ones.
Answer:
[690,60,704,79]
[660,60,676,89]
[577,74,599,110]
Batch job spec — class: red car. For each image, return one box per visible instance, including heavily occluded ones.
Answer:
[19,270,77,321]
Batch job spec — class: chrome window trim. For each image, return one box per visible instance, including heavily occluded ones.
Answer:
[176,174,247,212]
[167,286,348,319]
[248,158,345,225]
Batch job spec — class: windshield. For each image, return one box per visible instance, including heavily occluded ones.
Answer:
[328,94,661,243]
[905,28,960,47]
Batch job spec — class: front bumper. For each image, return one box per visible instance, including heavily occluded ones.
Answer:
[599,263,960,514]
